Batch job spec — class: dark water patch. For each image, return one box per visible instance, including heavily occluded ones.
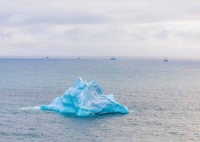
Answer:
[0,131,9,136]
[28,128,36,130]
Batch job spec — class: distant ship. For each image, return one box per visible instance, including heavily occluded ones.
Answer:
[46,57,49,59]
[77,57,80,59]
[110,57,117,60]
[163,58,168,62]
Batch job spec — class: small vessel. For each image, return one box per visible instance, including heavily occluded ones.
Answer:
[77,57,80,59]
[163,58,168,62]
[46,57,49,59]
[110,57,117,60]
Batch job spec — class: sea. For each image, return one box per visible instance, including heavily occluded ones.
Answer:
[1,58,200,142]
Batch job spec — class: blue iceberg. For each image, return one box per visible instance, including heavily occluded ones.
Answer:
[40,77,129,116]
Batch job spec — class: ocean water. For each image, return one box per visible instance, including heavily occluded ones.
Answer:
[1,58,200,142]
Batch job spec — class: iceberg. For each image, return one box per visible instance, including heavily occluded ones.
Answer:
[40,77,129,116]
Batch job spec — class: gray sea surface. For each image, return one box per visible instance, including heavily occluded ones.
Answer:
[1,58,200,142]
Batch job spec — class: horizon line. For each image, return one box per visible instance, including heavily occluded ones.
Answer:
[1,56,200,60]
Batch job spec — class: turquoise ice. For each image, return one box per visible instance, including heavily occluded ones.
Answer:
[40,77,129,116]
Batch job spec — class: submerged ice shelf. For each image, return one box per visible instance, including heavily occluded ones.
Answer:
[40,77,129,116]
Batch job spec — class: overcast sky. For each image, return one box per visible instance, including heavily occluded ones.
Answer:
[1,0,200,58]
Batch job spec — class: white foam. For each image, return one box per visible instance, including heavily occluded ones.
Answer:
[19,106,40,110]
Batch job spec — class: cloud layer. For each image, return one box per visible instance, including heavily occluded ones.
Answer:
[1,0,200,58]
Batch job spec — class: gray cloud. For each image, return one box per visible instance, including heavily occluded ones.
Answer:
[0,30,12,38]
[63,26,125,43]
[0,12,108,27]
[24,13,108,25]
[173,30,200,40]
[154,29,170,40]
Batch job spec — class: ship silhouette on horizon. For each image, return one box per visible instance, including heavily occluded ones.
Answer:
[163,58,168,62]
[110,57,117,60]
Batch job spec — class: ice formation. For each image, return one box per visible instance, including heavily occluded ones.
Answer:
[40,77,129,116]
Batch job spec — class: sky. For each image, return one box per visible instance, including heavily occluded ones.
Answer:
[1,0,200,58]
